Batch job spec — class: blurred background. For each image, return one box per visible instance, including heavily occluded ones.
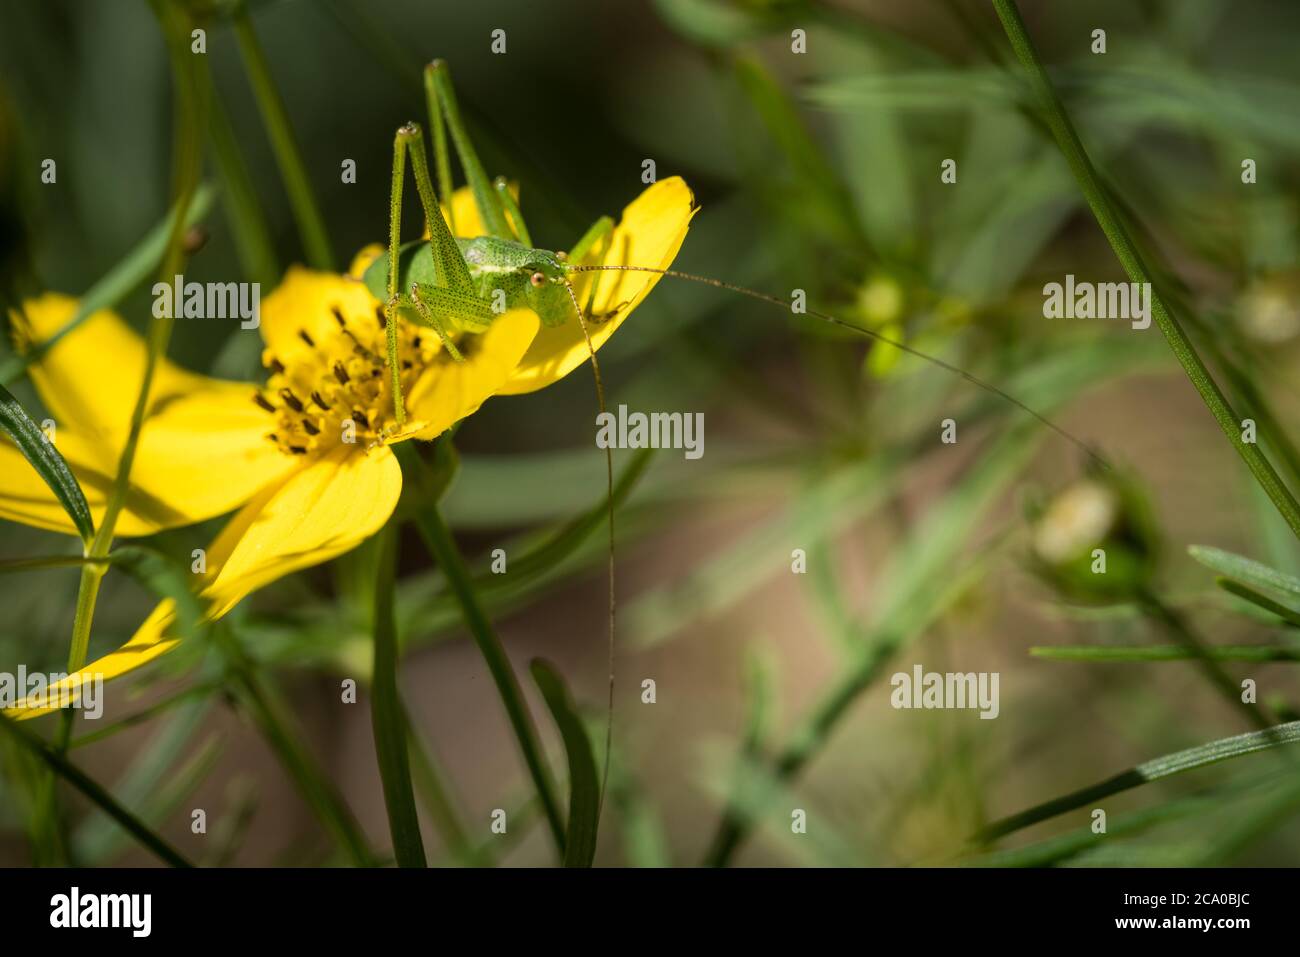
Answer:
[1,0,1299,866]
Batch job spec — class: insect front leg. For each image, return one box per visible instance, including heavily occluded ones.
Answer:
[386,120,480,424]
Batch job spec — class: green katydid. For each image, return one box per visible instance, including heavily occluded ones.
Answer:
[366,58,1107,829]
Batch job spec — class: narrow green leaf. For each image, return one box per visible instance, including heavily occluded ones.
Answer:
[1189,544,1300,600]
[976,720,1300,843]
[0,382,93,543]
[0,712,193,868]
[1217,579,1300,628]
[1031,643,1300,662]
[531,659,599,868]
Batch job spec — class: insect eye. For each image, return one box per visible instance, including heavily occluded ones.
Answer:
[530,271,545,287]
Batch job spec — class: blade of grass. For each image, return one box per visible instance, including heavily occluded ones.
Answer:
[992,0,1300,541]
[370,527,426,868]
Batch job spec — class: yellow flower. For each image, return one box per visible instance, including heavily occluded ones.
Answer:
[1,178,695,715]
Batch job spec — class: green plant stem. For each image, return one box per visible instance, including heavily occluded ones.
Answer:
[370,529,427,867]
[232,4,333,271]
[991,0,1300,541]
[62,0,203,692]
[41,4,205,852]
[396,443,567,856]
[198,55,279,288]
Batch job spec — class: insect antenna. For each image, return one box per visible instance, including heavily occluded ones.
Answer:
[569,264,1111,471]
[561,277,618,818]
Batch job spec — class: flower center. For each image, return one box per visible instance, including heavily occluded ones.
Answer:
[252,303,431,456]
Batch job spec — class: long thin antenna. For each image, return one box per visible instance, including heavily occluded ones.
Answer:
[569,264,1110,470]
[562,278,618,819]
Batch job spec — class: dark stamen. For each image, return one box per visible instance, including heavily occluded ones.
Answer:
[333,361,350,384]
[298,329,315,347]
[252,393,276,413]
[269,357,285,375]
[331,306,347,329]
[279,389,304,413]
[310,390,332,410]
[352,409,370,429]
[288,444,308,455]
[302,419,320,435]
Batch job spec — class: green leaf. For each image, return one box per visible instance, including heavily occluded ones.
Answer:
[0,382,94,543]
[975,720,1300,844]
[1031,643,1300,662]
[530,659,599,868]
[1190,544,1300,599]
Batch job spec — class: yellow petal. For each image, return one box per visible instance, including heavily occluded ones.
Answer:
[11,294,250,464]
[403,308,540,440]
[9,602,179,719]
[0,430,187,536]
[498,176,697,395]
[10,444,403,717]
[2,295,293,536]
[203,443,402,617]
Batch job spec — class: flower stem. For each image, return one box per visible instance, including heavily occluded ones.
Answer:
[370,528,427,867]
[395,443,567,856]
[991,0,1300,541]
[62,0,203,682]
[232,4,334,271]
